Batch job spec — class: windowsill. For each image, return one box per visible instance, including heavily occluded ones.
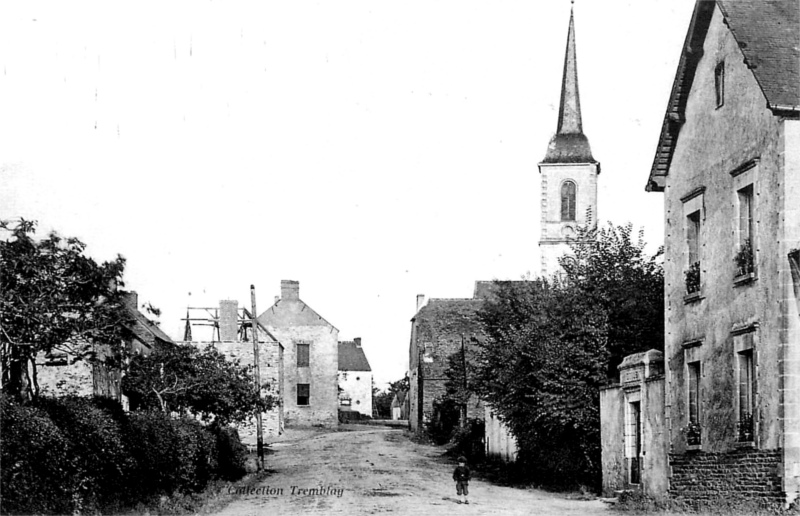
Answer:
[734,440,755,449]
[684,291,703,304]
[686,444,702,452]
[733,272,756,286]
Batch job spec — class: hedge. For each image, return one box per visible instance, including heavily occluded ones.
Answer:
[0,395,249,515]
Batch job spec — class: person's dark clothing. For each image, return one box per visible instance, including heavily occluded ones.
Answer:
[452,465,471,482]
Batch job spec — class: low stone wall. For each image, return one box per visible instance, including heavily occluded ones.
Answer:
[669,449,783,505]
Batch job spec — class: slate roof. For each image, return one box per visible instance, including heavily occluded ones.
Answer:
[648,0,799,192]
[338,340,371,371]
[121,292,174,348]
[718,0,800,110]
[542,7,596,165]
[126,306,173,347]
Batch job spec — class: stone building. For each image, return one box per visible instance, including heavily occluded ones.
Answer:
[629,0,799,506]
[258,280,339,427]
[538,5,599,278]
[37,291,174,401]
[600,350,667,497]
[182,300,284,441]
[407,293,485,433]
[337,338,373,417]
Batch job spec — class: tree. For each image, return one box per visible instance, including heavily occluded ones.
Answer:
[372,376,409,419]
[0,220,130,402]
[560,222,664,379]
[475,279,609,486]
[122,344,273,426]
[473,223,663,488]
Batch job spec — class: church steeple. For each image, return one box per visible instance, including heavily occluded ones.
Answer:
[543,4,595,164]
[538,3,600,278]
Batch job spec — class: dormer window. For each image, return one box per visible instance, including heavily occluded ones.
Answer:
[561,181,577,221]
[715,61,725,108]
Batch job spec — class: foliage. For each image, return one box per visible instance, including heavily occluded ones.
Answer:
[560,223,665,379]
[735,238,755,277]
[0,219,130,402]
[737,412,754,442]
[122,343,273,425]
[446,418,485,464]
[36,396,136,511]
[473,223,663,489]
[212,425,249,480]
[372,375,410,419]
[428,397,462,445]
[0,395,80,515]
[1,394,250,515]
[685,261,701,294]
[475,278,609,487]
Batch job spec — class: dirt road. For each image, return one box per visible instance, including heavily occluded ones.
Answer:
[212,425,609,516]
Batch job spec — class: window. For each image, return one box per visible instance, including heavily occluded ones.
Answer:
[687,361,701,445]
[735,185,755,277]
[297,383,310,406]
[340,398,351,406]
[561,181,576,221]
[685,211,701,294]
[735,329,756,442]
[715,61,725,108]
[297,343,310,367]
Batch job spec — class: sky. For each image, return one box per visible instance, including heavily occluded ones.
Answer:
[0,0,695,389]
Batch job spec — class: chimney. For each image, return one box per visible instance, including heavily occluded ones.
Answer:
[281,280,300,301]
[354,337,362,348]
[219,300,238,341]
[123,291,138,310]
[416,294,426,312]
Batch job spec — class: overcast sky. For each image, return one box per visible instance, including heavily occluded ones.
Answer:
[1,0,694,388]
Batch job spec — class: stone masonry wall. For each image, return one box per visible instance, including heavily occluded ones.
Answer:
[194,334,284,442]
[669,449,783,506]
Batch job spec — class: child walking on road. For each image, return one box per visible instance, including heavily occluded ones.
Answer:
[452,456,471,505]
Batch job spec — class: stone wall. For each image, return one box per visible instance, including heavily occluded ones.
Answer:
[193,332,284,441]
[669,449,783,506]
[408,298,485,433]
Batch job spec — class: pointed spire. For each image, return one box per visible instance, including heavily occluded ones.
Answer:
[542,3,595,164]
[557,5,582,134]
[183,309,193,341]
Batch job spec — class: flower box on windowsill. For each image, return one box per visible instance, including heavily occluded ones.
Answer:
[684,291,703,304]
[686,444,702,452]
[733,272,756,286]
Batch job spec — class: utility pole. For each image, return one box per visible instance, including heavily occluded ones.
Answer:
[460,335,468,428]
[250,285,264,472]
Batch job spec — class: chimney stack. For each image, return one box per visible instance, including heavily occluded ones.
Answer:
[354,337,362,348]
[281,280,300,301]
[416,294,426,312]
[219,300,238,341]
[123,291,138,310]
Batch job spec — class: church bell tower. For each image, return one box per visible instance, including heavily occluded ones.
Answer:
[538,5,599,277]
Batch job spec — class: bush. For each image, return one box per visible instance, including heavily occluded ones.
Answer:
[1,396,239,514]
[125,411,219,497]
[446,418,485,464]
[212,425,248,480]
[338,410,372,423]
[36,396,136,512]
[0,396,80,515]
